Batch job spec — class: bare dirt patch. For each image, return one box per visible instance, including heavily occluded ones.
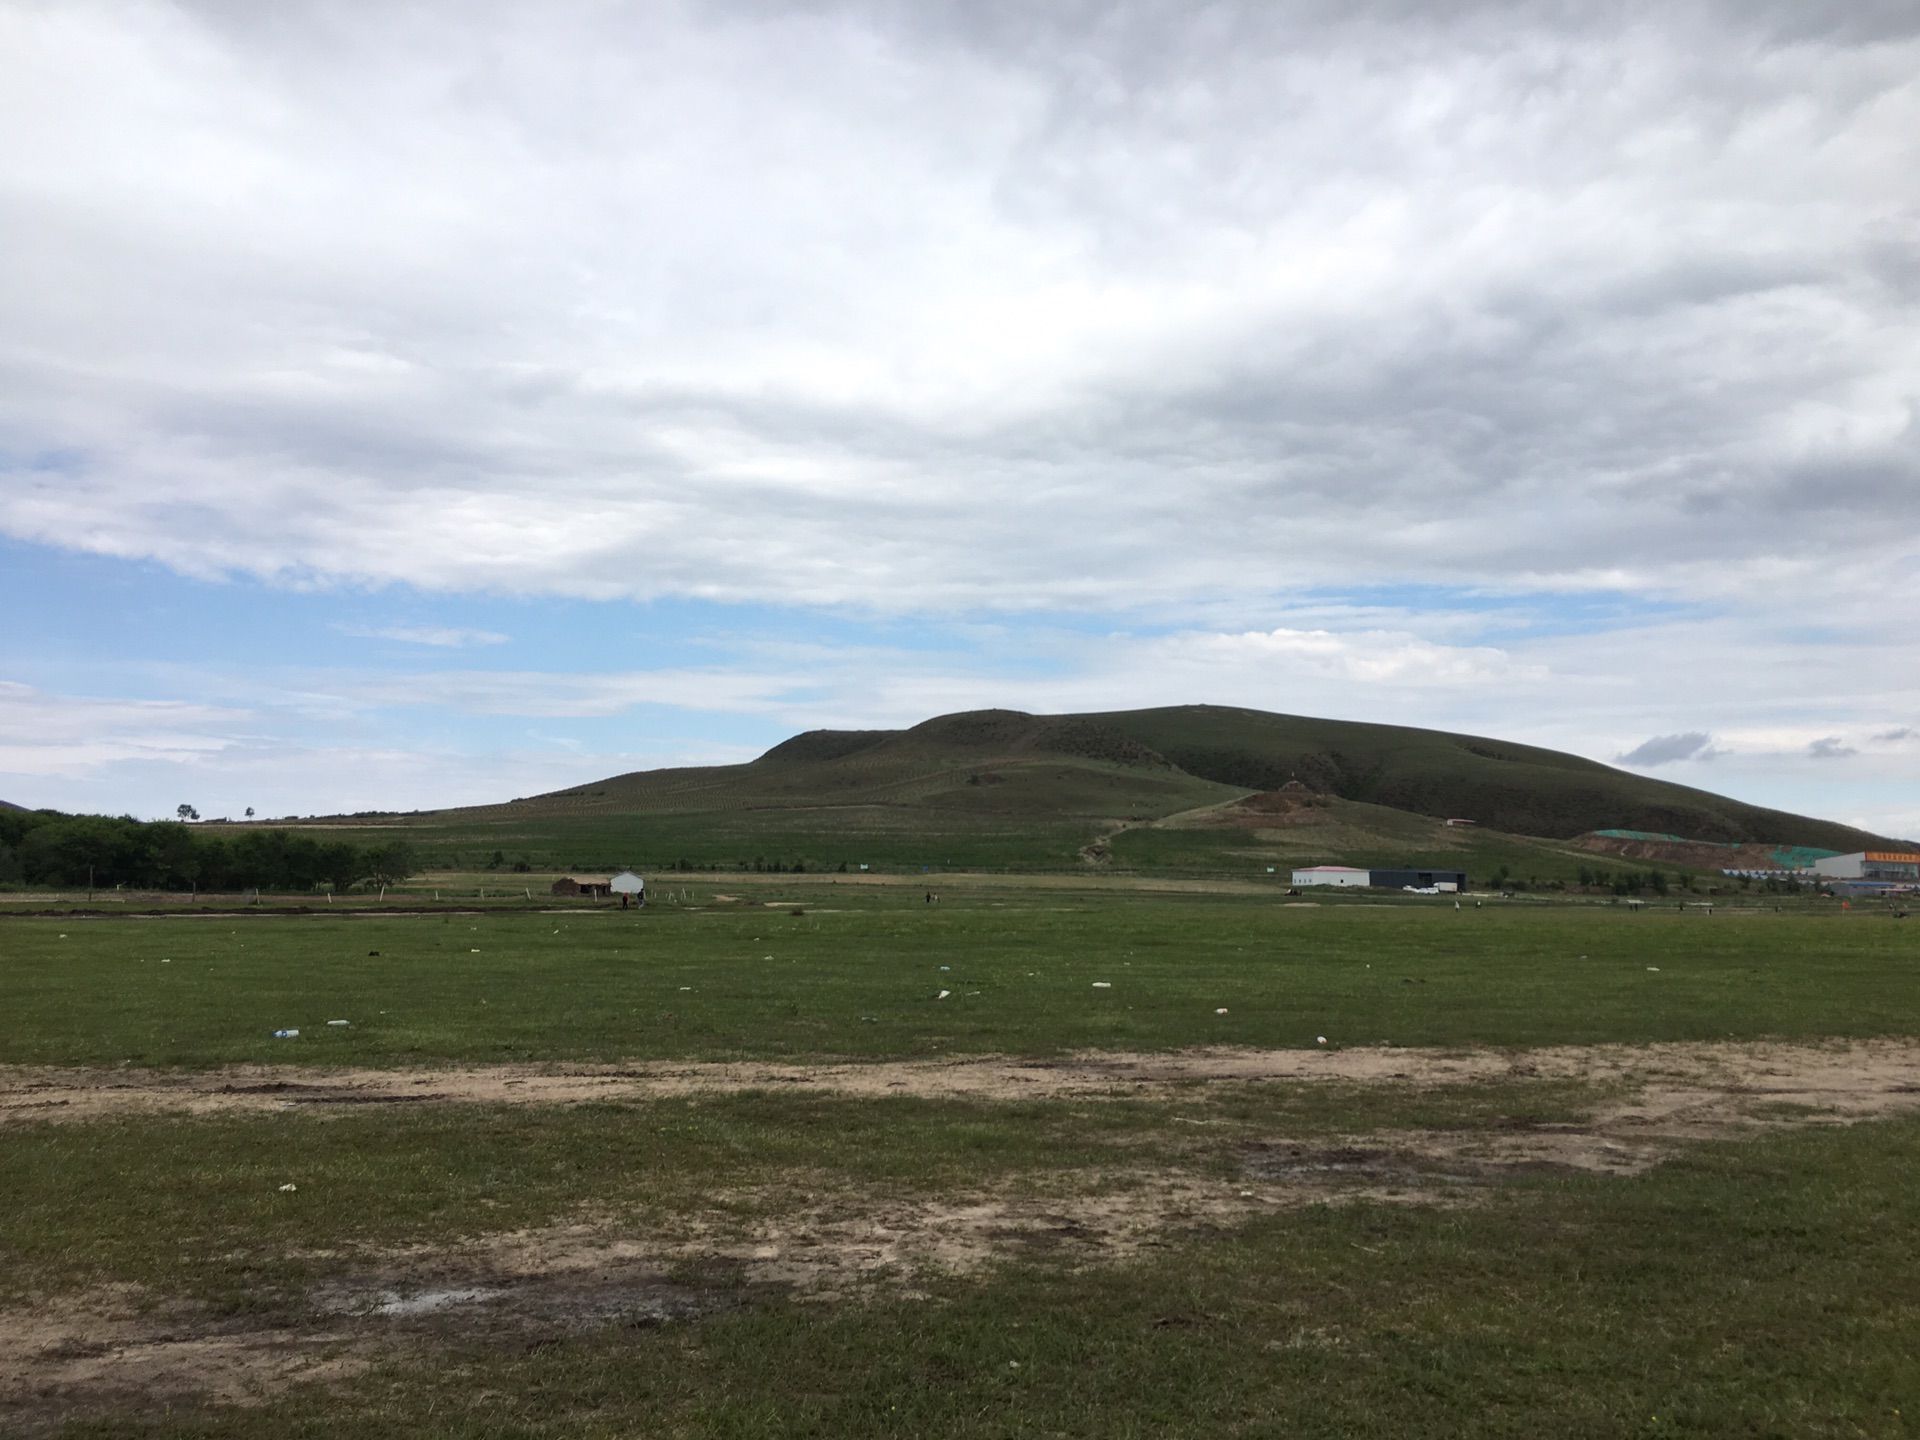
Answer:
[5,1039,1918,1124]
[0,1167,1417,1430]
[0,1285,369,1436]
[6,1039,1920,1426]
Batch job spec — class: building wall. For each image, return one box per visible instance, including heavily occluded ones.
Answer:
[1864,853,1920,882]
[1292,869,1369,887]
[1812,853,1865,879]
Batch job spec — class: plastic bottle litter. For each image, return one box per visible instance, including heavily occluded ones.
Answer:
[1091,982,1112,988]
[272,1029,300,1039]
[326,1019,351,1026]
[1215,1008,1229,1015]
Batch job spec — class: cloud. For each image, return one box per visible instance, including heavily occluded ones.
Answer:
[334,624,509,648]
[0,1,1915,616]
[0,680,254,781]
[1617,732,1719,767]
[1807,735,1858,759]
[1875,726,1914,743]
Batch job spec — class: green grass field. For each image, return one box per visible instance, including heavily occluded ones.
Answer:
[3,886,1918,1436]
[2,900,1914,1067]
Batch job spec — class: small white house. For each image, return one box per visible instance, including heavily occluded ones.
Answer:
[1292,865,1370,888]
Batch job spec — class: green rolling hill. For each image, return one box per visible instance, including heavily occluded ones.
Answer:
[301,706,1896,881]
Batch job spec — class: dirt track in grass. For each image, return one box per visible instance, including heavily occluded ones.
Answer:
[4,1037,1918,1130]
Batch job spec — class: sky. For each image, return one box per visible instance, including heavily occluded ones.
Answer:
[1,0,1916,836]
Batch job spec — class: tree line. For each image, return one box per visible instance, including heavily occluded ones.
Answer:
[0,810,418,892]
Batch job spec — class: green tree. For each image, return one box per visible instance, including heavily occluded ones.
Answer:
[366,841,418,887]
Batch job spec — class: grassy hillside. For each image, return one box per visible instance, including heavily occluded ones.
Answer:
[277,706,1893,881]
[1084,705,1893,851]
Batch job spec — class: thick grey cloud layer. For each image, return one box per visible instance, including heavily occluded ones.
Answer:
[2,0,1916,610]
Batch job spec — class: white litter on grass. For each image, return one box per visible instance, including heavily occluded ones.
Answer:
[1646,966,1661,972]
[278,1183,298,1193]
[937,990,951,1000]
[470,948,481,953]
[1316,1035,1328,1045]
[1215,1008,1229,1015]
[1092,982,1112,989]
[679,986,693,991]
[326,1019,350,1026]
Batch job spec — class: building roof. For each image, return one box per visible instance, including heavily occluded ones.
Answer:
[1294,865,1368,873]
[557,874,612,885]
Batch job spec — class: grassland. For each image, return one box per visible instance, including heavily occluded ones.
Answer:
[3,900,1914,1068]
[4,885,1918,1436]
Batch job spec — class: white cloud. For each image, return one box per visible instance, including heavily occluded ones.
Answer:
[334,624,509,648]
[0,1,1914,615]
[0,680,253,782]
